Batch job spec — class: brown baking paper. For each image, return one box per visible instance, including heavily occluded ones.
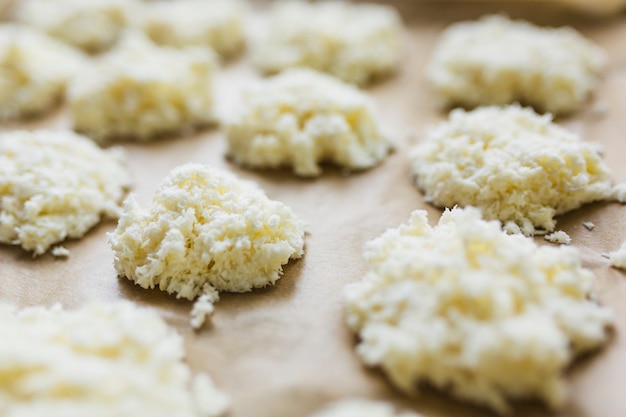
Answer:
[2,2,626,417]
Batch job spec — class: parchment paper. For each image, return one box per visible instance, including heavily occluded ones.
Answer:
[1,2,626,417]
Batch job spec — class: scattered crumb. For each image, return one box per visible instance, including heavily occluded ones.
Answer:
[51,246,70,258]
[545,230,572,245]
[190,288,220,329]
[582,221,595,231]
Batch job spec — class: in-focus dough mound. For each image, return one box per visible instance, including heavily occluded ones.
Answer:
[0,24,86,121]
[0,301,229,417]
[15,0,136,52]
[309,399,421,417]
[427,15,606,115]
[108,163,305,326]
[410,105,623,235]
[139,0,247,58]
[252,1,403,85]
[225,68,393,177]
[0,130,130,256]
[344,207,613,413]
[68,32,217,143]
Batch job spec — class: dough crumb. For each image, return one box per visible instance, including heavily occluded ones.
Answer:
[252,0,403,85]
[108,163,305,324]
[344,207,613,413]
[51,246,70,258]
[545,230,572,245]
[582,221,595,231]
[410,105,622,236]
[427,15,606,115]
[190,288,220,329]
[225,68,393,177]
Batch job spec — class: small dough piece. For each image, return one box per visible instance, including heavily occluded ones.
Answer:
[68,32,217,143]
[544,230,572,245]
[309,399,421,417]
[15,0,137,52]
[0,301,229,417]
[410,105,622,236]
[344,207,613,413]
[427,15,606,115]
[252,1,403,85]
[139,0,247,58]
[0,24,86,121]
[0,130,130,256]
[225,68,393,177]
[609,240,626,269]
[108,163,305,322]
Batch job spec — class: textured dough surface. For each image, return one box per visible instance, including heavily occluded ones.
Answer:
[309,399,421,417]
[139,0,246,58]
[344,207,613,413]
[427,15,606,115]
[252,1,402,85]
[410,105,623,235]
[15,0,135,52]
[68,32,217,143]
[108,163,305,307]
[0,24,86,121]
[0,301,229,417]
[225,68,393,177]
[0,130,129,255]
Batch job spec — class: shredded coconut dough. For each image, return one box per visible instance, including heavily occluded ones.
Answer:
[108,163,305,325]
[0,130,130,256]
[252,1,403,85]
[427,15,606,115]
[0,301,229,417]
[0,24,86,121]
[309,399,421,417]
[545,230,572,245]
[139,0,247,58]
[15,0,136,52]
[344,207,613,413]
[410,105,623,236]
[225,68,393,177]
[68,32,217,143]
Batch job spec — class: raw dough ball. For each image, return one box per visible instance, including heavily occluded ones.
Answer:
[252,1,403,85]
[0,301,229,417]
[427,15,606,115]
[344,207,613,413]
[108,163,305,326]
[139,0,247,58]
[15,0,136,52]
[309,399,420,417]
[225,68,393,177]
[410,105,623,236]
[68,32,217,143]
[0,24,86,121]
[0,130,130,256]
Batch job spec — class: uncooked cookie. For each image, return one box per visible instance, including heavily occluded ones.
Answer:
[0,24,86,121]
[309,399,421,417]
[139,0,247,58]
[225,68,393,177]
[108,163,305,328]
[427,15,606,115]
[68,32,217,143]
[410,105,625,236]
[0,130,130,256]
[252,1,403,85]
[0,301,229,417]
[15,0,136,52]
[344,207,613,413]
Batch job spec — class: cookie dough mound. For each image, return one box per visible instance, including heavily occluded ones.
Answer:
[309,399,421,417]
[427,15,606,115]
[140,0,247,58]
[108,163,305,324]
[0,130,130,256]
[68,33,217,143]
[0,24,86,121]
[344,207,613,413]
[252,1,403,85]
[225,68,393,177]
[410,105,622,235]
[15,0,136,52]
[0,301,229,417]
